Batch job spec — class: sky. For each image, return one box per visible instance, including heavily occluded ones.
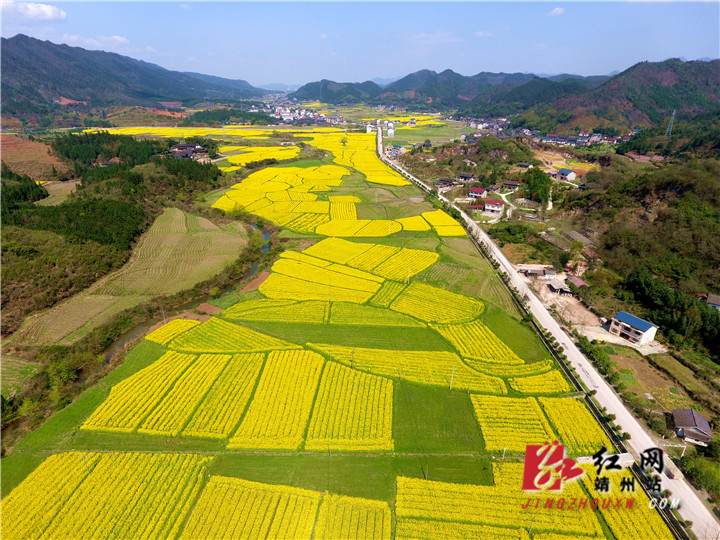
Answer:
[2,1,718,87]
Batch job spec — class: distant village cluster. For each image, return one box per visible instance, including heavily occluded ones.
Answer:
[459,118,638,148]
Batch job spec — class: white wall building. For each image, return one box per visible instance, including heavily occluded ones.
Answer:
[609,311,657,346]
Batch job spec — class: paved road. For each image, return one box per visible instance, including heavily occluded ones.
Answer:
[378,132,720,540]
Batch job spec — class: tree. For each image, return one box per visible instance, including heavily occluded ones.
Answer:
[523,167,553,204]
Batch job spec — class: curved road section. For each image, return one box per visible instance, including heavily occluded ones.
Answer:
[377,129,720,540]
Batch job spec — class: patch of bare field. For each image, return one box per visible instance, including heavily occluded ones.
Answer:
[35,180,79,206]
[1,135,70,182]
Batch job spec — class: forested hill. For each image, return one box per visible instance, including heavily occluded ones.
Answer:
[563,159,720,357]
[290,69,538,107]
[289,79,384,103]
[510,59,720,133]
[459,76,604,119]
[1,34,267,114]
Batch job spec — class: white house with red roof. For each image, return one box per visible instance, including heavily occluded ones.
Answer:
[484,200,505,213]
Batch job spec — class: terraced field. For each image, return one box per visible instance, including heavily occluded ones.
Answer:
[2,122,674,540]
[9,208,249,346]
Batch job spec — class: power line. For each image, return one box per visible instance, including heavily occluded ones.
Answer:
[665,110,676,137]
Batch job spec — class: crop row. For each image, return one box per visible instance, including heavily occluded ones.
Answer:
[315,219,402,237]
[329,302,425,327]
[260,273,376,304]
[303,237,376,264]
[581,468,675,540]
[138,353,231,436]
[372,248,440,281]
[330,201,358,220]
[509,369,572,394]
[314,494,392,540]
[168,317,301,353]
[287,213,331,232]
[368,280,407,308]
[182,353,265,439]
[228,350,324,449]
[271,258,383,293]
[471,395,557,452]
[310,343,506,394]
[182,475,391,540]
[306,361,394,451]
[82,350,198,433]
[396,467,604,537]
[225,298,329,324]
[225,145,300,165]
[391,282,484,323]
[346,243,400,271]
[396,518,531,540]
[3,452,212,540]
[539,397,614,455]
[306,132,410,187]
[395,215,431,231]
[180,476,321,539]
[144,318,199,346]
[430,320,524,365]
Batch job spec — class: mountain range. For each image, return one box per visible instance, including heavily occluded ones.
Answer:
[290,60,720,132]
[2,34,719,133]
[1,34,267,113]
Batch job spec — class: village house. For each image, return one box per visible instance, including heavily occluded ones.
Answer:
[468,187,487,200]
[456,173,475,183]
[609,311,657,346]
[503,180,521,192]
[548,280,572,296]
[516,163,534,169]
[484,200,505,213]
[171,143,210,163]
[435,178,456,188]
[557,168,577,182]
[526,267,556,280]
[705,294,720,310]
[566,275,590,289]
[672,409,713,446]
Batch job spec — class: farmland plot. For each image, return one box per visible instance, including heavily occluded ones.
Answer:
[12,208,248,346]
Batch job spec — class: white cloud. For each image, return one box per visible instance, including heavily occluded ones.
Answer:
[179,3,191,11]
[145,46,157,53]
[319,33,328,39]
[474,31,494,38]
[548,7,564,16]
[62,33,130,49]
[2,1,66,21]
[535,43,550,49]
[404,30,461,46]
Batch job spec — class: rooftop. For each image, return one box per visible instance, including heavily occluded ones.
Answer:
[566,275,590,288]
[613,311,655,333]
[672,409,712,436]
[707,294,720,306]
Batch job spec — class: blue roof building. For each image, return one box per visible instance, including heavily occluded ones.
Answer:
[609,311,657,346]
